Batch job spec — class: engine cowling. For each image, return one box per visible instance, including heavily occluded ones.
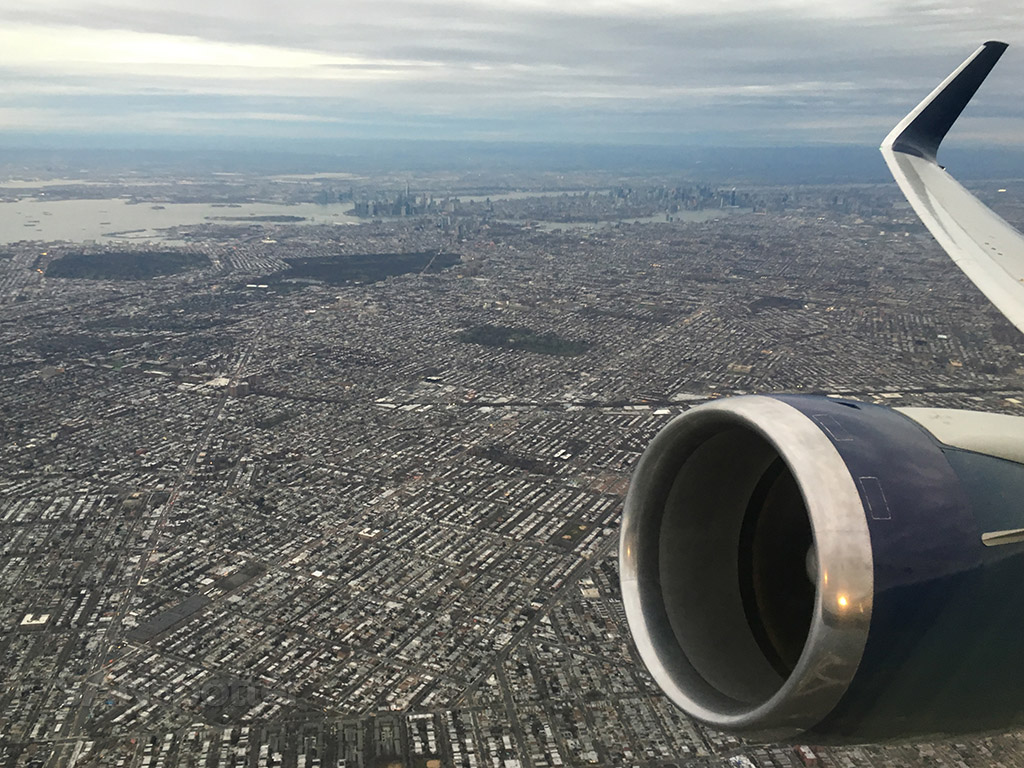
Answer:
[620,394,1024,742]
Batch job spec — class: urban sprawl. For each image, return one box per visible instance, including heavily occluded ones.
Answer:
[3,170,1024,768]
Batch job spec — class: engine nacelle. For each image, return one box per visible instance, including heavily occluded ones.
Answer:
[620,394,1024,741]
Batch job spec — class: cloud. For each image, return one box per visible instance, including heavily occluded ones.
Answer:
[0,0,1021,146]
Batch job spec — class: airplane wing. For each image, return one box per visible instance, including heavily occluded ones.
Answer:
[621,43,1024,743]
[880,41,1024,334]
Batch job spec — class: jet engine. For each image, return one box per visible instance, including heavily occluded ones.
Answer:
[620,394,1024,741]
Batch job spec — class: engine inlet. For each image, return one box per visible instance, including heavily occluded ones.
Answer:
[620,396,873,739]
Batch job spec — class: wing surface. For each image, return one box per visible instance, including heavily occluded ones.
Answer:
[880,41,1024,334]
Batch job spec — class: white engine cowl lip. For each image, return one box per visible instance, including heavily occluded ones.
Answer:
[620,395,874,739]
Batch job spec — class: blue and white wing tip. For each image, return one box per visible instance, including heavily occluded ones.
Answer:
[881,41,1024,337]
[882,41,1008,163]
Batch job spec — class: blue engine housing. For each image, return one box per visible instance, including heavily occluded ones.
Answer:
[620,393,1024,741]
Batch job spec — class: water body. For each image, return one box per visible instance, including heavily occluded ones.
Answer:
[0,178,115,189]
[0,191,741,245]
[270,172,364,182]
[0,198,357,244]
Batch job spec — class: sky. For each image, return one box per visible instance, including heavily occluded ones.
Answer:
[1,0,1022,149]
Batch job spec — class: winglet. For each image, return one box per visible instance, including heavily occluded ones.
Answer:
[880,43,1024,337]
[882,41,1007,162]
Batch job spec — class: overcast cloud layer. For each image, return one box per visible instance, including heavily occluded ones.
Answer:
[1,0,1022,147]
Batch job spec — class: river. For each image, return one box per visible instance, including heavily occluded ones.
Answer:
[0,198,357,245]
[0,191,741,245]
